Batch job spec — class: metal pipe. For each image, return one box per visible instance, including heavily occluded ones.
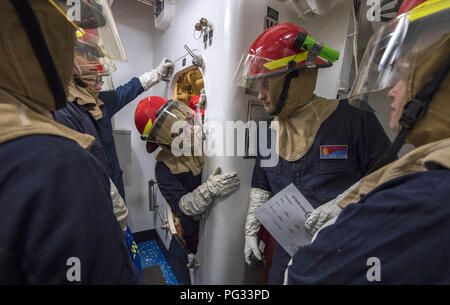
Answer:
[187,253,200,285]
[148,179,169,230]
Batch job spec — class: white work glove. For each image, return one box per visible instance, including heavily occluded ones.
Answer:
[305,199,342,237]
[110,179,128,232]
[139,58,174,91]
[179,167,240,216]
[199,88,206,107]
[244,188,272,266]
[204,167,240,196]
[305,179,363,237]
[244,235,261,264]
[159,57,175,82]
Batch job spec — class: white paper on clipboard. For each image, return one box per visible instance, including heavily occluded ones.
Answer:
[254,183,314,257]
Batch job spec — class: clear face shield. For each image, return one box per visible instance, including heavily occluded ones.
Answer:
[233,52,323,90]
[148,100,203,156]
[49,0,127,60]
[233,52,330,114]
[50,0,127,92]
[349,0,450,131]
[99,74,114,91]
[72,39,115,94]
[73,39,116,75]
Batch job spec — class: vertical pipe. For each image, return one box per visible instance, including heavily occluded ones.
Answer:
[148,179,157,211]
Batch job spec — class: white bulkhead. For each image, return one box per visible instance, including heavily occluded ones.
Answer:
[111,0,358,284]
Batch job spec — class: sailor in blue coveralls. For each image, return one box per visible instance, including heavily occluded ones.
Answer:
[54,38,175,274]
[0,0,143,284]
[288,1,450,284]
[234,23,392,284]
[134,96,241,253]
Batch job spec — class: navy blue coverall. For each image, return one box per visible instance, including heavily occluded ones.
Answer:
[155,161,201,253]
[288,169,450,284]
[252,100,391,284]
[53,77,144,197]
[53,77,145,274]
[53,101,109,172]
[97,77,144,200]
[0,135,143,284]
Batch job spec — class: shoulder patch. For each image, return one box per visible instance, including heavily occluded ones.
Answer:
[320,145,348,159]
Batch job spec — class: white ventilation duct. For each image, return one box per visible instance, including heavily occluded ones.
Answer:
[155,0,176,31]
[287,0,348,19]
[135,0,176,31]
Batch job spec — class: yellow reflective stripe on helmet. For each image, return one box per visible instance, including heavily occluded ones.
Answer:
[409,0,450,22]
[263,52,309,71]
[143,118,153,137]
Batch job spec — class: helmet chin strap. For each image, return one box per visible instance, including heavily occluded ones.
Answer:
[269,60,299,116]
[368,58,450,174]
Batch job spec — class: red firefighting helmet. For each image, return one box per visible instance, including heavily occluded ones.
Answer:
[233,23,332,88]
[188,95,205,115]
[135,96,197,153]
[247,23,330,78]
[397,0,428,15]
[134,96,169,153]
